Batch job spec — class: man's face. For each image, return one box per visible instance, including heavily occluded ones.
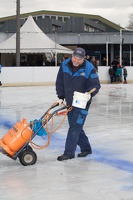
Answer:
[72,56,84,67]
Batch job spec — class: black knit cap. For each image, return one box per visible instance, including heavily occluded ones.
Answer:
[73,47,85,59]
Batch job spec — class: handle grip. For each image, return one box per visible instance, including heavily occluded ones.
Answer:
[88,88,96,94]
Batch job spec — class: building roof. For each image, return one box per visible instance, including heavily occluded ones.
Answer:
[0,10,123,31]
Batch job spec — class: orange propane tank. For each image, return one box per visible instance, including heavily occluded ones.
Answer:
[1,118,33,156]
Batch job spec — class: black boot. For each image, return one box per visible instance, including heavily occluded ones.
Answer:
[78,150,92,157]
[57,154,74,161]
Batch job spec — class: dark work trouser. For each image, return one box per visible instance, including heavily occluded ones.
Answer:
[64,104,92,157]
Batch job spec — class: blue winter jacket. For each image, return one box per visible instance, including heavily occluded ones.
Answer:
[56,58,101,106]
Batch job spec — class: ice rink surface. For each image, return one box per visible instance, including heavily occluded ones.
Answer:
[0,84,133,200]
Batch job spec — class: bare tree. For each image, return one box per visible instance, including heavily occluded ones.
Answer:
[126,13,133,30]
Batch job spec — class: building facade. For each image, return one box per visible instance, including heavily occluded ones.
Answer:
[0,10,133,66]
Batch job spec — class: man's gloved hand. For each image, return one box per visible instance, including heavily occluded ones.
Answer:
[57,99,64,105]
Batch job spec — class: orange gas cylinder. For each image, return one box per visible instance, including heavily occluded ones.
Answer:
[1,118,33,155]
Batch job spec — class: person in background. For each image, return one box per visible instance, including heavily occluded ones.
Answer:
[115,64,122,82]
[45,58,51,66]
[111,57,119,82]
[96,59,100,67]
[123,65,128,84]
[51,55,55,66]
[0,63,2,86]
[108,65,114,84]
[90,56,98,72]
[59,56,68,65]
[55,47,101,161]
[86,55,91,62]
[101,57,107,66]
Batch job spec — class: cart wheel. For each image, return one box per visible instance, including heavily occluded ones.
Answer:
[18,145,33,158]
[19,150,37,166]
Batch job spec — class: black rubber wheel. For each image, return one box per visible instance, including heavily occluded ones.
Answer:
[18,145,33,158]
[19,150,37,166]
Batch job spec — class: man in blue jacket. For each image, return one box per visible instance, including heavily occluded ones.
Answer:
[56,47,101,161]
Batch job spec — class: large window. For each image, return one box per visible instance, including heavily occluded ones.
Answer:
[84,24,99,32]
